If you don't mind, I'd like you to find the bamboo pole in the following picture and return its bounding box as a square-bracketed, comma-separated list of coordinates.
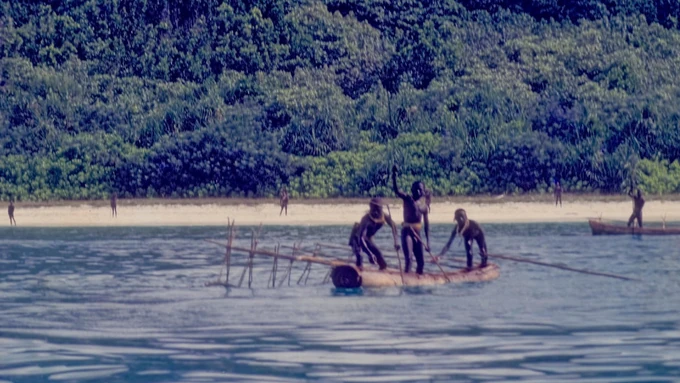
[278, 244, 297, 288]
[406, 226, 451, 282]
[272, 245, 279, 288]
[268, 244, 280, 288]
[225, 219, 235, 285]
[217, 218, 228, 283]
[204, 241, 347, 267]
[487, 253, 640, 281]
[248, 224, 263, 288]
[385, 204, 405, 285]
[298, 244, 318, 285]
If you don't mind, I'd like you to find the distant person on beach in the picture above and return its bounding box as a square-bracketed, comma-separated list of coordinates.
[627, 188, 645, 228]
[392, 165, 429, 275]
[348, 198, 400, 270]
[8, 200, 16, 226]
[110, 193, 117, 217]
[554, 181, 562, 207]
[438, 208, 488, 270]
[279, 187, 289, 216]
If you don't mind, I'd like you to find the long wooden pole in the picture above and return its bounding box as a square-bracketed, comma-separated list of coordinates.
[407, 226, 451, 282]
[487, 253, 640, 281]
[225, 219, 235, 285]
[315, 242, 467, 267]
[385, 204, 405, 285]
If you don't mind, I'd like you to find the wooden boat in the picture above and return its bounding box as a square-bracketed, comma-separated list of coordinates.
[204, 221, 640, 289]
[588, 219, 680, 236]
[330, 263, 500, 288]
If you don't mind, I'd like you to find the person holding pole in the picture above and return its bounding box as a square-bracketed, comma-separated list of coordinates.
[438, 208, 488, 270]
[348, 198, 400, 270]
[391, 165, 430, 275]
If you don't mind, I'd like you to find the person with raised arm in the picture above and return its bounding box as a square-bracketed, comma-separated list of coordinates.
[627, 188, 645, 228]
[391, 165, 429, 275]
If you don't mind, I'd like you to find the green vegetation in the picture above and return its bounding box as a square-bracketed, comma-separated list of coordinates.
[2, 0, 680, 200]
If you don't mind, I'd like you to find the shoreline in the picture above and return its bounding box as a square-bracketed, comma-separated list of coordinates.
[7, 193, 680, 208]
[4, 196, 680, 227]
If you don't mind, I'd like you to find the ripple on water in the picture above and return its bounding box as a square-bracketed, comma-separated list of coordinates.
[1, 224, 679, 382]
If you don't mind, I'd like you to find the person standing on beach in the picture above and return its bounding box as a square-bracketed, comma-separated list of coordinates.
[627, 188, 645, 228]
[110, 193, 117, 218]
[554, 181, 562, 207]
[438, 208, 488, 270]
[8, 200, 16, 226]
[279, 187, 289, 216]
[392, 165, 429, 275]
[348, 198, 400, 270]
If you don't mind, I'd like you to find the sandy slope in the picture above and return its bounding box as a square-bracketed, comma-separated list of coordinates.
[5, 199, 680, 227]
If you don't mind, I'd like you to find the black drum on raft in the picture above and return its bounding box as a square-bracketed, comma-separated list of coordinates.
[330, 263, 501, 288]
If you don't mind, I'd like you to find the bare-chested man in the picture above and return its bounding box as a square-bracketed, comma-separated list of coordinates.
[348, 198, 400, 270]
[110, 193, 117, 217]
[8, 200, 16, 226]
[627, 188, 645, 228]
[438, 208, 488, 270]
[279, 187, 289, 216]
[391, 165, 429, 274]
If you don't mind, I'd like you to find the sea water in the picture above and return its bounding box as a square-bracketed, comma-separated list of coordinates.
[1, 224, 679, 382]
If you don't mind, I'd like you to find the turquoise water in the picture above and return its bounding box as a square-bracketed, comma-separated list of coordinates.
[1, 224, 679, 382]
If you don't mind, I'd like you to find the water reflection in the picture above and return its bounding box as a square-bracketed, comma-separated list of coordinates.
[0, 224, 679, 382]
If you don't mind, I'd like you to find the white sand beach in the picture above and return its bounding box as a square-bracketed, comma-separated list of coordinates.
[5, 197, 680, 227]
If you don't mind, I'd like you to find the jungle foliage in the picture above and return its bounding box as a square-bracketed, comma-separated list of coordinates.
[2, 0, 680, 200]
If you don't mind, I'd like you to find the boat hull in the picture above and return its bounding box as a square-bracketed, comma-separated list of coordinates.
[588, 219, 680, 236]
[330, 263, 500, 288]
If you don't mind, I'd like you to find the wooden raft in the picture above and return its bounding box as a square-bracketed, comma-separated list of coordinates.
[330, 263, 500, 288]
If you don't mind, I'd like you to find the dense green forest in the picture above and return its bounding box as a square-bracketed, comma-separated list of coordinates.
[2, 0, 680, 200]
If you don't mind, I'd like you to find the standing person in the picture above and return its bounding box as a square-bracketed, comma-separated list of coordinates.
[279, 187, 289, 216]
[110, 193, 117, 218]
[8, 200, 16, 226]
[348, 198, 400, 270]
[438, 208, 488, 270]
[554, 181, 562, 207]
[627, 188, 645, 228]
[391, 165, 430, 275]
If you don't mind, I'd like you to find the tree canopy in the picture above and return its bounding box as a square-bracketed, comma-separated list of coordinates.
[2, 0, 680, 200]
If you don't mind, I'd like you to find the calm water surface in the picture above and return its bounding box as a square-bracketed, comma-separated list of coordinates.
[1, 223, 679, 382]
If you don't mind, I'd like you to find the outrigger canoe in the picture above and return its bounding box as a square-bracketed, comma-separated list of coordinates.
[588, 219, 680, 236]
[330, 263, 500, 288]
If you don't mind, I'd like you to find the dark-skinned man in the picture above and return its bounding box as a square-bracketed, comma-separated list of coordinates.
[438, 208, 488, 270]
[348, 198, 400, 270]
[110, 192, 117, 218]
[627, 188, 645, 228]
[279, 187, 289, 216]
[391, 165, 429, 275]
[8, 200, 16, 226]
